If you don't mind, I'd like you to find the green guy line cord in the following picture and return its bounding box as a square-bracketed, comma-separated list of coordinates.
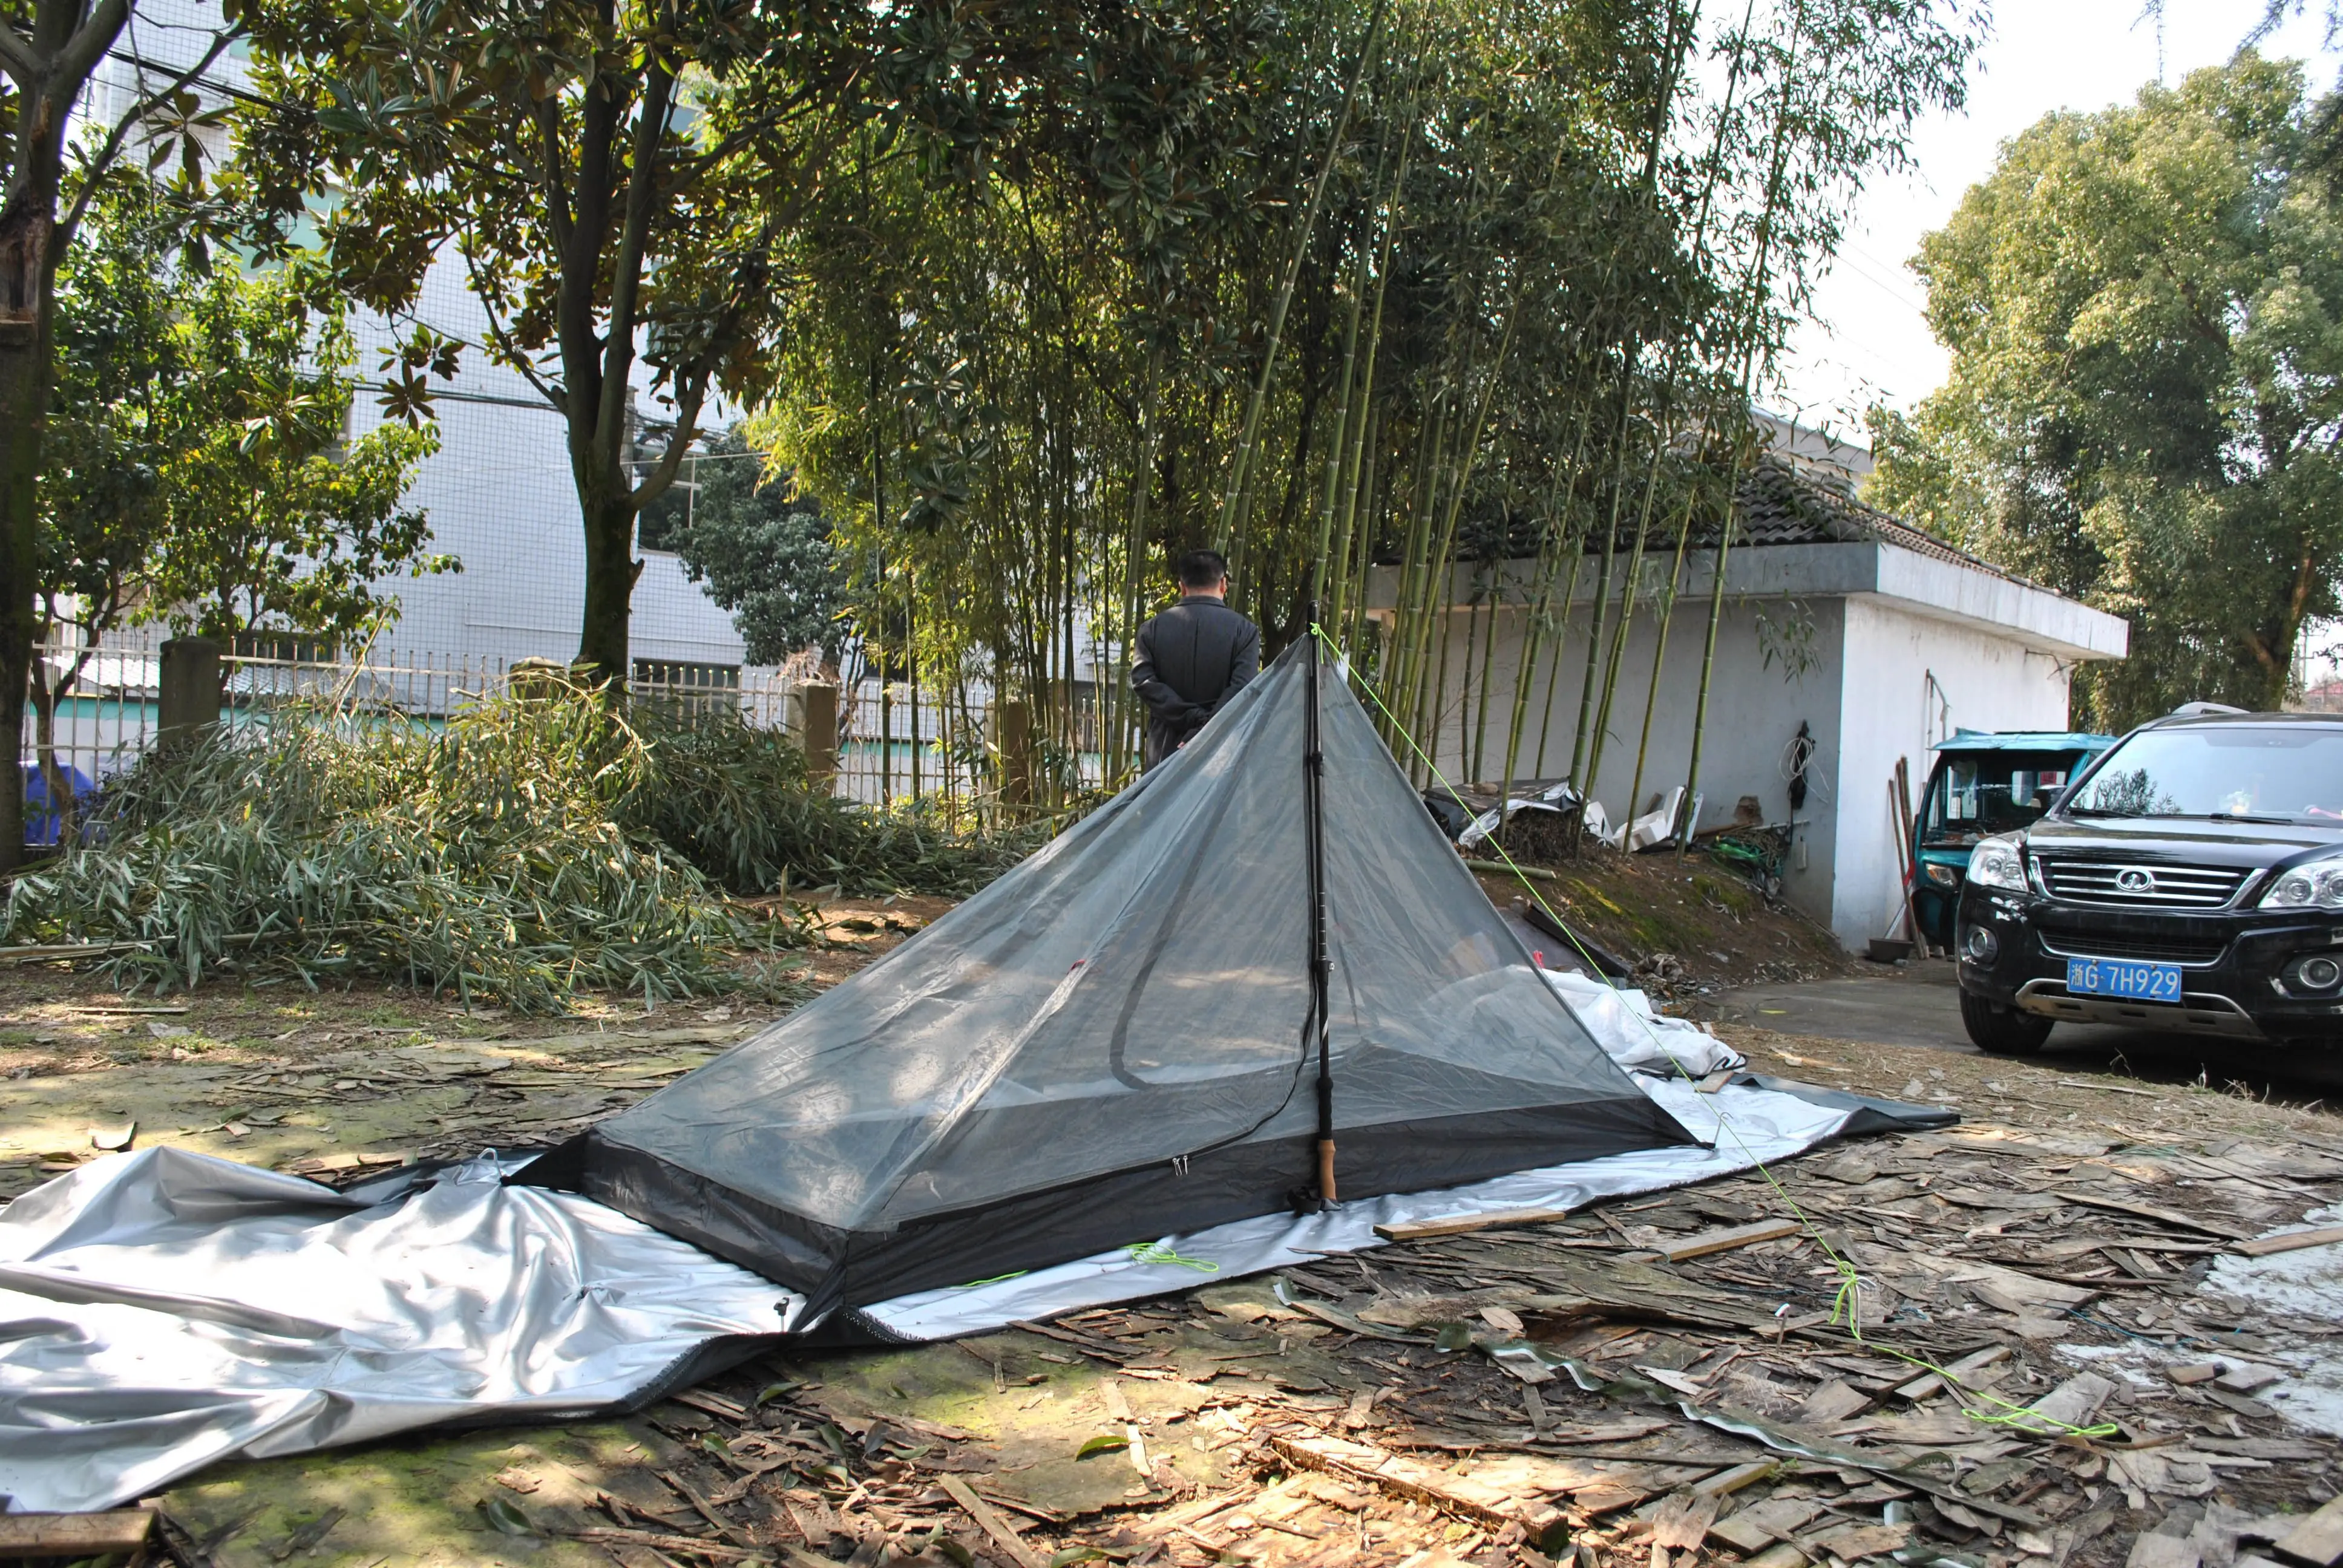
[1308, 623, 2117, 1440]
[1129, 1242, 1221, 1272]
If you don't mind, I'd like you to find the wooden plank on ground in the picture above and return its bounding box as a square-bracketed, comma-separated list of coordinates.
[1375, 1206, 1577, 1242]
[1009, 1319, 1132, 1361]
[1267, 1429, 1568, 1552]
[1892, 1345, 2012, 1403]
[1691, 1461, 1778, 1499]
[2238, 1227, 2343, 1258]
[566, 1527, 763, 1562]
[1652, 1492, 1723, 1550]
[940, 1474, 1045, 1568]
[0, 1511, 154, 1553]
[2275, 1496, 2343, 1567]
[1657, 1220, 1800, 1263]
[2053, 1191, 2252, 1241]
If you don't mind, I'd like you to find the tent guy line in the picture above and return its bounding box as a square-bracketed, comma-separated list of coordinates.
[1311, 620, 2110, 1439]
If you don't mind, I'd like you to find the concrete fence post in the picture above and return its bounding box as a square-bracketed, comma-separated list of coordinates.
[798, 682, 839, 788]
[506, 657, 570, 700]
[997, 697, 1033, 812]
[157, 638, 223, 751]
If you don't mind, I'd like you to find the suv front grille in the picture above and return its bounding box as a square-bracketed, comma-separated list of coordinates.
[2036, 857, 2249, 909]
[2037, 930, 2229, 967]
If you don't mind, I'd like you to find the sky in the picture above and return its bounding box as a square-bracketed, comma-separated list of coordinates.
[1773, 1, 2343, 448]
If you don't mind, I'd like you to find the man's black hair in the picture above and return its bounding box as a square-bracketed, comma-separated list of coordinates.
[1176, 549, 1230, 590]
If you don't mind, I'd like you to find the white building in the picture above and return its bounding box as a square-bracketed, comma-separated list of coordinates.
[338, 267, 756, 680]
[1369, 436, 2129, 951]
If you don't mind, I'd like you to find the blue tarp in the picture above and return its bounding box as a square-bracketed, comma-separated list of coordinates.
[21, 761, 97, 848]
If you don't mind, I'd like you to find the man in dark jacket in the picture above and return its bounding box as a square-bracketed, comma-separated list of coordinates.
[1131, 549, 1262, 769]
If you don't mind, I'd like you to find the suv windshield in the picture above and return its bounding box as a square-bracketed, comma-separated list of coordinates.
[1923, 751, 2091, 845]
[2063, 725, 2343, 824]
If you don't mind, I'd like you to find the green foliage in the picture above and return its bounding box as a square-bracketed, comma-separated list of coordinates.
[749, 0, 1982, 797]
[1867, 54, 2343, 723]
[5, 678, 759, 1010]
[4, 676, 1033, 1010]
[641, 708, 1043, 898]
[226, 0, 1116, 677]
[39, 186, 451, 650]
[145, 265, 448, 642]
[640, 425, 850, 664]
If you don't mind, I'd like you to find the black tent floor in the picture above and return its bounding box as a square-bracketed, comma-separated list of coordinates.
[804, 1073, 1951, 1345]
[522, 1089, 1688, 1313]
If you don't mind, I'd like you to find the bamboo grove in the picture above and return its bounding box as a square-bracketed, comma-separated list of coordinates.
[748, 0, 1982, 825]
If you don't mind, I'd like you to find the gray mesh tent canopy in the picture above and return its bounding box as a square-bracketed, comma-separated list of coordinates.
[520, 642, 1693, 1318]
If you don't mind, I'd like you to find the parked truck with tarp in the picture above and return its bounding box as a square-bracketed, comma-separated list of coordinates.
[1911, 729, 2118, 950]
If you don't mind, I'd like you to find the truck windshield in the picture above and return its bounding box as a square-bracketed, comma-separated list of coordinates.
[1923, 751, 2091, 846]
[2062, 726, 2343, 824]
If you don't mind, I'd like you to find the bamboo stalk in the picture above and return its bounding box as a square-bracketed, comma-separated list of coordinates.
[1216, 0, 1390, 554]
[1680, 0, 1813, 850]
[1583, 379, 1681, 802]
[1327, 103, 1414, 638]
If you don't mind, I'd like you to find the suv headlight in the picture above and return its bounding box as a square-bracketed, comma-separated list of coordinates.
[1966, 835, 2028, 893]
[2261, 857, 2343, 910]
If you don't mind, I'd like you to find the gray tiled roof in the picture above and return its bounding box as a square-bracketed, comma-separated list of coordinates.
[1733, 457, 2010, 579]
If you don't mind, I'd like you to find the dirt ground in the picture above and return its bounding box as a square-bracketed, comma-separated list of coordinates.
[11, 886, 2343, 1568]
[1469, 844, 1866, 999]
[0, 895, 946, 1201]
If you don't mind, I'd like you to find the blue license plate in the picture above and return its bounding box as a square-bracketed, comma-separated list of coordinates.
[2065, 956, 2183, 1004]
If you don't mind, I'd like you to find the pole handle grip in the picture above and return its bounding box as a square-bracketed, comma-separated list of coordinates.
[1317, 1137, 1338, 1204]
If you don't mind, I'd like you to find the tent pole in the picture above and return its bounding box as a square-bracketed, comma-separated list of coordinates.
[1305, 602, 1336, 1207]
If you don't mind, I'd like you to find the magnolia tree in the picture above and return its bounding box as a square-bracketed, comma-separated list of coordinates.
[229, 0, 1108, 688]
[34, 187, 447, 834]
[2, 0, 236, 867]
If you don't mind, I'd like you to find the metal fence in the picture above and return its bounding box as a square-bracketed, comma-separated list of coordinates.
[18, 639, 1100, 827]
[23, 641, 516, 800]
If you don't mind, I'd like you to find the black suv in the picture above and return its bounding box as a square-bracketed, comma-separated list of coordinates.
[1955, 706, 2343, 1054]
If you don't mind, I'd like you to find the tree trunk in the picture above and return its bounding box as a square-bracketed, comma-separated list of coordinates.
[0, 349, 40, 874]
[29, 652, 71, 848]
[0, 247, 59, 877]
[576, 488, 637, 686]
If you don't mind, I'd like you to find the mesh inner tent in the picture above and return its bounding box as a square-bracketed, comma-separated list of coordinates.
[520, 645, 1692, 1310]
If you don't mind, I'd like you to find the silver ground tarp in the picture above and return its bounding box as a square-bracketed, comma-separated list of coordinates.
[0, 1148, 799, 1513]
[0, 1070, 1902, 1514]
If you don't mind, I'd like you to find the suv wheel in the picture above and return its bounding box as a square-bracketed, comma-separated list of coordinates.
[1960, 990, 2053, 1054]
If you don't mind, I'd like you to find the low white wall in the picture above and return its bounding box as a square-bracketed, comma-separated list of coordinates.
[1369, 590, 1847, 930]
[1363, 536, 2117, 951]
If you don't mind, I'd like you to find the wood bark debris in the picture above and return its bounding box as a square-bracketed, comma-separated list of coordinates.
[75, 989, 2343, 1568]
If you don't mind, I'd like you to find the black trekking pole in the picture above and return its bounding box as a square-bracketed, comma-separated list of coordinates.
[1304, 604, 1336, 1207]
